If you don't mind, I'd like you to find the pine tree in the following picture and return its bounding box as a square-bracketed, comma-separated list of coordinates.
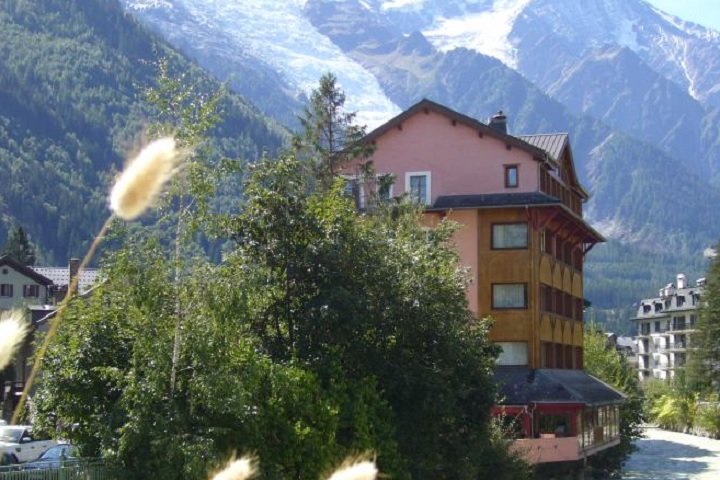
[295, 73, 373, 190]
[688, 247, 720, 392]
[2, 226, 36, 265]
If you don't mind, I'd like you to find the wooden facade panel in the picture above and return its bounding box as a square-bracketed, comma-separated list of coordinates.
[572, 274, 583, 298]
[539, 256, 553, 284]
[490, 312, 530, 342]
[572, 321, 584, 345]
[538, 315, 553, 341]
[563, 269, 573, 292]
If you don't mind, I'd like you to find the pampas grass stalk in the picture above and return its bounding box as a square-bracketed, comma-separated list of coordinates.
[110, 137, 179, 220]
[0, 310, 29, 370]
[326, 459, 378, 480]
[211, 457, 256, 480]
[12, 137, 179, 424]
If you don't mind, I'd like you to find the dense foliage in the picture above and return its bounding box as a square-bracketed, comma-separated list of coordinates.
[34, 151, 510, 479]
[583, 325, 644, 469]
[0, 0, 286, 262]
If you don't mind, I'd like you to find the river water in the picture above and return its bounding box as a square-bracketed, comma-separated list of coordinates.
[621, 427, 720, 479]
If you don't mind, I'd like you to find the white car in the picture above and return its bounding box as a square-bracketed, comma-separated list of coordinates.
[0, 426, 56, 462]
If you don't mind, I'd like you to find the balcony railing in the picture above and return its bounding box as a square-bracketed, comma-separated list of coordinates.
[667, 325, 696, 333]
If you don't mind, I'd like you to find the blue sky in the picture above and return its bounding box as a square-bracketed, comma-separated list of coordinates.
[646, 0, 720, 30]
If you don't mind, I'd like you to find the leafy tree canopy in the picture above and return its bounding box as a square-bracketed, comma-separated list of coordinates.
[583, 325, 644, 469]
[36, 153, 504, 479]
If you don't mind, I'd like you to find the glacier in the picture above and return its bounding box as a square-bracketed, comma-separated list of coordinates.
[124, 0, 401, 128]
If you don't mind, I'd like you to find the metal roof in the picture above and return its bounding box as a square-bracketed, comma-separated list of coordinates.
[30, 267, 99, 294]
[494, 367, 626, 406]
[518, 133, 568, 164]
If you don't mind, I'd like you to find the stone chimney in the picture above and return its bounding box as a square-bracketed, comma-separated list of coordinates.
[69, 258, 80, 285]
[489, 110, 507, 134]
[677, 273, 687, 289]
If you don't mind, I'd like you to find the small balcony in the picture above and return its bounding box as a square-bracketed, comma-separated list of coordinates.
[667, 325, 695, 334]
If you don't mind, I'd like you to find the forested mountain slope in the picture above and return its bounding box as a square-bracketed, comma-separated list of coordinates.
[0, 0, 286, 262]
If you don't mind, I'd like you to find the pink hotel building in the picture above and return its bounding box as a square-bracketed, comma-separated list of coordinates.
[345, 99, 625, 465]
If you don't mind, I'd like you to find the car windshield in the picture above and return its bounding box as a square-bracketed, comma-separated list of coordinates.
[39, 447, 63, 460]
[0, 427, 23, 443]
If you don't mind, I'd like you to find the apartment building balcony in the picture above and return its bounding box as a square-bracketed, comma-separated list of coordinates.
[667, 325, 695, 334]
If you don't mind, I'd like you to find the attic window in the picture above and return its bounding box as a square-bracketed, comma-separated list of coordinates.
[505, 165, 518, 188]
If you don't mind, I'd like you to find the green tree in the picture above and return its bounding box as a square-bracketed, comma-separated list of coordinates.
[295, 73, 373, 190]
[225, 155, 502, 479]
[688, 246, 720, 391]
[36, 153, 508, 480]
[2, 226, 36, 265]
[584, 325, 644, 468]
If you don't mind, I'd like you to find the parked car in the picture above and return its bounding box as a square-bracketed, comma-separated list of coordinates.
[22, 444, 79, 470]
[1, 451, 19, 466]
[0, 426, 56, 462]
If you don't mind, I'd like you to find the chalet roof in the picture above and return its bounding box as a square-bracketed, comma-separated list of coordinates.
[363, 98, 551, 163]
[31, 267, 99, 294]
[518, 133, 567, 164]
[0, 255, 53, 286]
[494, 367, 625, 407]
[428, 192, 561, 210]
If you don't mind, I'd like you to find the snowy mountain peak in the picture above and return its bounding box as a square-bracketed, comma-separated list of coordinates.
[124, 0, 172, 11]
[423, 0, 531, 68]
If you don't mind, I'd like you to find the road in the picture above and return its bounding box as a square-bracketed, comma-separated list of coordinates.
[622, 427, 720, 479]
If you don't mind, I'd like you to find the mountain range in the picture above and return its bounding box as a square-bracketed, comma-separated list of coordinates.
[0, 0, 286, 262]
[1, 0, 718, 332]
[119, 0, 720, 329]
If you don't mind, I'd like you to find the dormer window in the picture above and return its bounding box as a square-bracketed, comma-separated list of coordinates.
[505, 165, 518, 188]
[405, 171, 431, 204]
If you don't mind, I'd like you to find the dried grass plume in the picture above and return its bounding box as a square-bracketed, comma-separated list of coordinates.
[0, 310, 29, 370]
[110, 137, 179, 220]
[211, 457, 256, 480]
[326, 460, 378, 480]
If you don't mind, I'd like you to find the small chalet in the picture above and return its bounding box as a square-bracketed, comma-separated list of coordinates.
[0, 256, 99, 421]
[343, 99, 624, 465]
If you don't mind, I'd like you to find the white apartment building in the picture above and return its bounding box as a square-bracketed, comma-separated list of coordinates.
[633, 274, 703, 382]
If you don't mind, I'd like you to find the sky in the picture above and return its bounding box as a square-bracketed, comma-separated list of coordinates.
[646, 0, 720, 31]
